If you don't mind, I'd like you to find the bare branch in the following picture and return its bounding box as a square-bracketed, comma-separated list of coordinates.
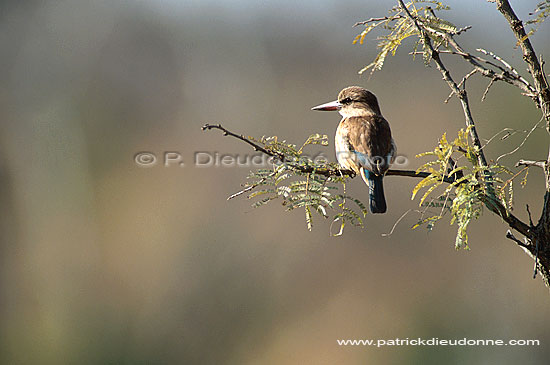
[354, 15, 403, 27]
[397, 0, 533, 241]
[496, 0, 550, 129]
[506, 230, 530, 249]
[386, 169, 457, 184]
[412, 48, 537, 98]
[409, 21, 537, 98]
[202, 124, 460, 184]
[480, 125, 542, 151]
[501, 165, 529, 190]
[445, 70, 477, 103]
[202, 123, 354, 178]
[496, 118, 543, 163]
[202, 123, 285, 161]
[481, 77, 497, 102]
[436, 39, 536, 97]
[397, 0, 492, 185]
[455, 25, 472, 35]
[381, 209, 413, 237]
[516, 159, 547, 169]
[476, 48, 529, 84]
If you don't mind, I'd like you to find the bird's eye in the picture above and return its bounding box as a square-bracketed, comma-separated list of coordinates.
[340, 97, 352, 104]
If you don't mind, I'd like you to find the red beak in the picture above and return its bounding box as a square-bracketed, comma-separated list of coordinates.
[311, 100, 342, 111]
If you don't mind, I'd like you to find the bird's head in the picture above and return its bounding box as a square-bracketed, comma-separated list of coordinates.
[311, 86, 381, 117]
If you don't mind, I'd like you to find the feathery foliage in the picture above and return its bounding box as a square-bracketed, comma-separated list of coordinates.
[207, 0, 550, 288]
[236, 134, 368, 235]
[353, 1, 456, 74]
[352, 0, 527, 248]
[527, 1, 550, 25]
[212, 0, 540, 248]
[522, 1, 550, 40]
[411, 128, 517, 249]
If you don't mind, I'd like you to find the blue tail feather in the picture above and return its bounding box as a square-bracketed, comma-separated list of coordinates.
[361, 169, 387, 214]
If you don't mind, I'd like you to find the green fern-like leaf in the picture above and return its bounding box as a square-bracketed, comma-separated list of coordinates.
[232, 133, 368, 234]
[355, 1, 458, 74]
[411, 128, 502, 248]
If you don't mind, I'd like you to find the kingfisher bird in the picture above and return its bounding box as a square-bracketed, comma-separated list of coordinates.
[312, 86, 396, 214]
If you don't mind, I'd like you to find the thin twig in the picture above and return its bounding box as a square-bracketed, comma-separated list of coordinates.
[227, 172, 275, 200]
[445, 70, 477, 103]
[353, 15, 403, 27]
[409, 39, 536, 97]
[202, 123, 354, 178]
[398, 0, 532, 239]
[203, 123, 461, 183]
[481, 126, 543, 151]
[476, 48, 525, 81]
[382, 209, 413, 237]
[496, 0, 550, 129]
[496, 118, 543, 163]
[506, 230, 530, 248]
[386, 169, 458, 184]
[516, 159, 546, 169]
[481, 77, 497, 102]
[501, 165, 529, 190]
[397, 1, 492, 182]
[202, 124, 285, 161]
[455, 25, 472, 35]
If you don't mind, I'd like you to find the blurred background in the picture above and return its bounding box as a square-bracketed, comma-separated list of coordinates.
[1, 0, 549, 363]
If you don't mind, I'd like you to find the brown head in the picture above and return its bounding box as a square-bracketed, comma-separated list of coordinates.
[312, 86, 382, 117]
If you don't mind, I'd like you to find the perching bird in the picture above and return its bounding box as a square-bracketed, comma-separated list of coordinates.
[312, 86, 396, 214]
